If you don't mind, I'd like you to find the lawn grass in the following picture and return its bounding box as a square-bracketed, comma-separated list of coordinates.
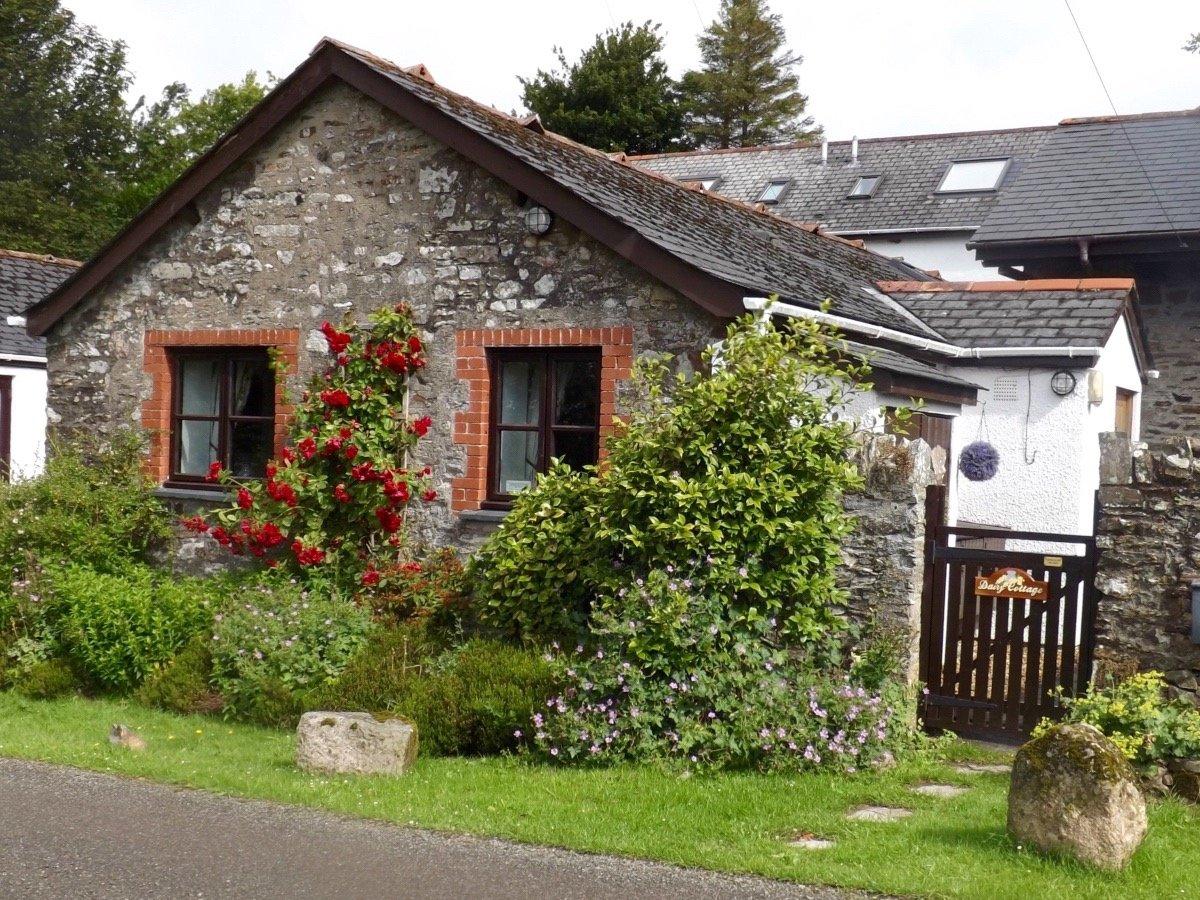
[0, 693, 1196, 899]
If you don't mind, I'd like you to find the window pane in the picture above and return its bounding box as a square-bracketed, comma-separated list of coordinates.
[499, 359, 542, 425]
[850, 176, 879, 197]
[551, 429, 597, 470]
[498, 430, 538, 494]
[230, 358, 274, 417]
[554, 358, 600, 426]
[178, 420, 219, 475]
[179, 358, 222, 416]
[758, 180, 787, 203]
[229, 421, 273, 478]
[939, 159, 1007, 192]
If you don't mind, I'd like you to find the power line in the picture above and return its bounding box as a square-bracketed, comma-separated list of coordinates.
[1061, 0, 1188, 250]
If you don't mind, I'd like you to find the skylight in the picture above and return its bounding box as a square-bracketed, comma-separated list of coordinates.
[680, 176, 721, 191]
[757, 179, 790, 204]
[848, 175, 881, 198]
[937, 158, 1009, 193]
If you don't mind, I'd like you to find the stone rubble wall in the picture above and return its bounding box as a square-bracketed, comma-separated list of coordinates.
[1095, 433, 1200, 705]
[839, 434, 945, 682]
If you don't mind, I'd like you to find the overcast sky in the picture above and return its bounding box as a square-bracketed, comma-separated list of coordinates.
[64, 0, 1199, 141]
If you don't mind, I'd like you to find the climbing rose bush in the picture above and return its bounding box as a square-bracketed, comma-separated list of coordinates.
[186, 303, 436, 588]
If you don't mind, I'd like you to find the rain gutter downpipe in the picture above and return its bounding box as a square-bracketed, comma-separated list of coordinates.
[743, 296, 1104, 361]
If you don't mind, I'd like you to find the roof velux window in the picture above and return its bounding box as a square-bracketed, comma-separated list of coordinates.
[936, 158, 1010, 193]
[848, 175, 881, 198]
[680, 176, 721, 191]
[756, 179, 790, 204]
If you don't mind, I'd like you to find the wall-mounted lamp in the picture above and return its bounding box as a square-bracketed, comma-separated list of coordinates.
[1050, 370, 1077, 397]
[1191, 580, 1200, 644]
[524, 205, 554, 236]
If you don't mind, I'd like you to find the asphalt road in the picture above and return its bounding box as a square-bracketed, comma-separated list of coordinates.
[0, 758, 861, 900]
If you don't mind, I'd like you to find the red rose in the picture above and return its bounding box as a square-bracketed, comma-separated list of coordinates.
[401, 561, 422, 574]
[333, 483, 351, 503]
[343, 444, 359, 461]
[237, 488, 253, 510]
[181, 515, 209, 534]
[259, 522, 284, 548]
[422, 488, 437, 502]
[351, 461, 375, 482]
[407, 335, 422, 355]
[361, 568, 381, 587]
[297, 436, 317, 460]
[279, 447, 295, 465]
[206, 461, 223, 482]
[374, 506, 402, 533]
[320, 321, 352, 354]
[410, 415, 432, 437]
[320, 388, 351, 408]
[211, 526, 231, 547]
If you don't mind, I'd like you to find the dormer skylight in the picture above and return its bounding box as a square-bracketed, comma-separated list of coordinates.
[848, 175, 881, 198]
[757, 179, 790, 204]
[936, 158, 1010, 193]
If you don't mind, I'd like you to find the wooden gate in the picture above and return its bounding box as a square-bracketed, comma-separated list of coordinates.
[919, 486, 1099, 741]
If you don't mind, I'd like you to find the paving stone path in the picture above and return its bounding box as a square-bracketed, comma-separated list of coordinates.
[911, 783, 970, 798]
[845, 805, 912, 822]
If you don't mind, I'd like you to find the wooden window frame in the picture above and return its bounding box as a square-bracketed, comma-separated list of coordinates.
[484, 347, 601, 508]
[166, 347, 275, 489]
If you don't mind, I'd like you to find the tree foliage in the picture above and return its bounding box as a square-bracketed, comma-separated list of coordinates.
[1187, 32, 1199, 54]
[680, 0, 817, 149]
[520, 21, 689, 155]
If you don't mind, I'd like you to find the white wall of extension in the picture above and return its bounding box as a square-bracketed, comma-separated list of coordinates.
[2, 365, 47, 479]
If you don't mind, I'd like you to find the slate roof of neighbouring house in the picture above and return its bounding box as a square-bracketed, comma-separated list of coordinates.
[0, 249, 78, 359]
[840, 339, 979, 389]
[970, 108, 1200, 245]
[877, 279, 1137, 349]
[632, 127, 1053, 234]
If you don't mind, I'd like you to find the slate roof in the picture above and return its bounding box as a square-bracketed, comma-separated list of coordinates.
[841, 339, 980, 389]
[0, 250, 77, 358]
[877, 279, 1134, 348]
[633, 127, 1052, 234]
[971, 109, 1200, 245]
[331, 42, 939, 338]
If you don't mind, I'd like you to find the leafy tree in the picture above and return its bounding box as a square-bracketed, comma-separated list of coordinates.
[520, 21, 689, 154]
[1187, 33, 1199, 53]
[0, 0, 133, 257]
[110, 72, 271, 223]
[680, 0, 818, 149]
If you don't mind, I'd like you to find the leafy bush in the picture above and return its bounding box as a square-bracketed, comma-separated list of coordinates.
[38, 563, 216, 691]
[368, 548, 472, 630]
[1034, 671, 1200, 770]
[0, 431, 171, 579]
[314, 627, 555, 756]
[210, 576, 373, 718]
[528, 567, 910, 772]
[473, 314, 865, 652]
[134, 636, 221, 715]
[13, 658, 83, 699]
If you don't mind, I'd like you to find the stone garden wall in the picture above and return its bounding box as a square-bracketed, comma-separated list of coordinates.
[1095, 434, 1200, 706]
[839, 434, 945, 681]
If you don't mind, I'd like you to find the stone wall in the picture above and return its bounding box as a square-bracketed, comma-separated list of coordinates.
[839, 434, 945, 681]
[1126, 262, 1200, 440]
[1095, 434, 1200, 706]
[45, 81, 721, 550]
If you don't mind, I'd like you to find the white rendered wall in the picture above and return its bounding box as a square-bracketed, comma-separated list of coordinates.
[853, 231, 1003, 281]
[2, 365, 47, 479]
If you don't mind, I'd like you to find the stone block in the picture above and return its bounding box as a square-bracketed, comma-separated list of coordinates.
[296, 711, 418, 776]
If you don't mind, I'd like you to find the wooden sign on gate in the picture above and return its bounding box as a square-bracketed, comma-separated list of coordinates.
[974, 566, 1049, 601]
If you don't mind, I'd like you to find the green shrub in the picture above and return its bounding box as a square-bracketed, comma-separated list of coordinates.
[312, 621, 445, 713]
[449, 640, 557, 754]
[1034, 671, 1200, 770]
[211, 575, 373, 719]
[13, 658, 82, 699]
[38, 563, 216, 691]
[135, 636, 221, 715]
[0, 431, 171, 579]
[472, 314, 864, 653]
[235, 673, 308, 729]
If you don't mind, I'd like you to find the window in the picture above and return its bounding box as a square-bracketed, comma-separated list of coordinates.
[169, 349, 275, 485]
[936, 158, 1009, 193]
[848, 175, 881, 198]
[756, 179, 790, 204]
[487, 349, 601, 504]
[680, 176, 721, 191]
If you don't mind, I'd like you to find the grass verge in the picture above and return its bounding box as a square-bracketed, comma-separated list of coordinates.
[0, 693, 1196, 899]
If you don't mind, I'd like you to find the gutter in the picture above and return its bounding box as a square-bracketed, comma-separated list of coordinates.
[743, 297, 1104, 361]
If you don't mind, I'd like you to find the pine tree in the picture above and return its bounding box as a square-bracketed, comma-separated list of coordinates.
[680, 0, 818, 149]
[520, 22, 689, 155]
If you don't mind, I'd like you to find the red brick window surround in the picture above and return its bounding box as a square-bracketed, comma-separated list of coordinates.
[142, 329, 299, 485]
[453, 327, 633, 512]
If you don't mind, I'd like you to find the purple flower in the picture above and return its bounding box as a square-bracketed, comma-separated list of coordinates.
[513, 729, 523, 739]
[549, 747, 559, 756]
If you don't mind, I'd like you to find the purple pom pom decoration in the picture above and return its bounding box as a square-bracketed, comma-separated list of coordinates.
[958, 441, 1000, 481]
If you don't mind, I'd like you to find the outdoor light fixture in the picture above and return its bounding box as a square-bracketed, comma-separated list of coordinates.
[1050, 370, 1078, 397]
[1192, 580, 1200, 645]
[524, 204, 553, 236]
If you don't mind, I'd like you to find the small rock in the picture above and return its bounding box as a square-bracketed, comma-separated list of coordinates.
[952, 762, 1011, 775]
[912, 783, 969, 798]
[870, 750, 896, 771]
[846, 805, 912, 822]
[108, 724, 146, 752]
[1008, 723, 1147, 870]
[789, 833, 835, 850]
[1168, 759, 1200, 803]
[296, 711, 418, 776]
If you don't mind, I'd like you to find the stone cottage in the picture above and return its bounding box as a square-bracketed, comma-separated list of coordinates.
[24, 38, 1147, 550]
